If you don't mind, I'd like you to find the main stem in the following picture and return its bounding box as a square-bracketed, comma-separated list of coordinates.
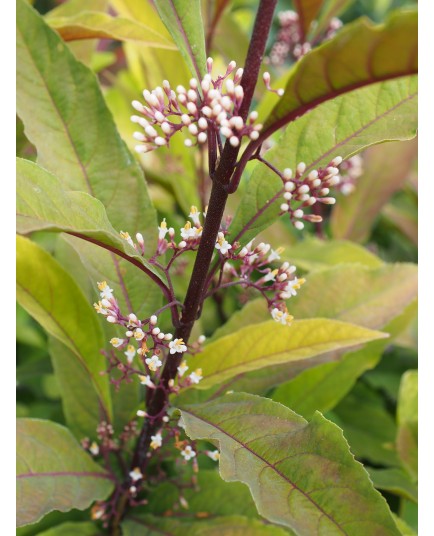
[111, 1, 277, 529]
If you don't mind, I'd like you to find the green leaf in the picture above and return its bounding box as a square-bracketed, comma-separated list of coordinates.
[396, 370, 418, 479]
[186, 318, 387, 390]
[154, 0, 206, 79]
[16, 158, 161, 282]
[228, 76, 418, 245]
[180, 393, 400, 535]
[16, 236, 112, 421]
[123, 515, 291, 536]
[367, 468, 418, 502]
[391, 514, 417, 536]
[38, 522, 100, 536]
[16, 0, 157, 238]
[49, 338, 102, 439]
[17, 419, 114, 527]
[330, 383, 399, 466]
[143, 470, 261, 519]
[331, 140, 417, 242]
[263, 11, 417, 131]
[48, 11, 176, 48]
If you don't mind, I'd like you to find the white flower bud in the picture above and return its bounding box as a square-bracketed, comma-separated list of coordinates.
[283, 168, 293, 179]
[198, 132, 207, 144]
[280, 203, 289, 211]
[283, 192, 292, 200]
[154, 111, 165, 122]
[198, 117, 208, 130]
[294, 221, 304, 230]
[161, 122, 172, 134]
[152, 327, 160, 335]
[132, 100, 144, 112]
[189, 78, 198, 89]
[284, 181, 295, 191]
[229, 136, 239, 147]
[188, 124, 198, 135]
[249, 130, 260, 140]
[150, 315, 158, 325]
[293, 209, 304, 218]
[331, 156, 343, 166]
[154, 137, 166, 146]
[133, 132, 146, 141]
[181, 114, 191, 125]
[187, 89, 197, 101]
[298, 184, 310, 194]
[297, 162, 306, 174]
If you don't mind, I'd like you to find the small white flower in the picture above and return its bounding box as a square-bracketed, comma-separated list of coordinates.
[146, 354, 162, 372]
[139, 374, 155, 388]
[271, 308, 294, 326]
[110, 338, 124, 348]
[134, 328, 145, 341]
[129, 467, 143, 482]
[188, 205, 200, 227]
[94, 301, 108, 315]
[189, 368, 203, 384]
[158, 219, 168, 240]
[215, 232, 232, 256]
[177, 361, 189, 377]
[120, 231, 135, 248]
[206, 450, 220, 461]
[283, 277, 305, 297]
[89, 441, 99, 456]
[169, 338, 187, 354]
[181, 445, 196, 461]
[97, 281, 114, 300]
[268, 248, 284, 263]
[124, 345, 136, 363]
[150, 432, 163, 449]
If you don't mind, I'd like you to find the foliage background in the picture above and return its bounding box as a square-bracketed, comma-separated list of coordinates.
[16, 0, 418, 534]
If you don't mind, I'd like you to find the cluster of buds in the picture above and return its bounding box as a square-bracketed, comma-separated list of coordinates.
[278, 156, 344, 229]
[216, 240, 305, 325]
[268, 10, 342, 65]
[335, 154, 364, 196]
[156, 206, 205, 256]
[131, 58, 282, 153]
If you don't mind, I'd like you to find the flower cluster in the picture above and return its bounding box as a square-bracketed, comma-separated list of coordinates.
[278, 156, 344, 229]
[93, 282, 205, 390]
[268, 10, 342, 65]
[212, 239, 305, 325]
[131, 58, 282, 153]
[335, 154, 364, 196]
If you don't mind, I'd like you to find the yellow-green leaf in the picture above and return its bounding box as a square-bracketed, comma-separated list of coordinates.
[48, 11, 176, 48]
[186, 318, 387, 390]
[16, 236, 112, 420]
